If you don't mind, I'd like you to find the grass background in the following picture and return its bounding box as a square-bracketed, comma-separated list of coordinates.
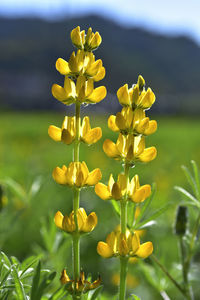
[0, 111, 200, 299]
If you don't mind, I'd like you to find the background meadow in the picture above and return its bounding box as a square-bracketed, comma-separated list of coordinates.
[0, 0, 200, 299]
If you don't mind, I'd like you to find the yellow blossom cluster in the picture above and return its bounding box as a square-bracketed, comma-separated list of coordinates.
[97, 229, 153, 259]
[54, 208, 97, 233]
[52, 26, 106, 106]
[48, 116, 102, 145]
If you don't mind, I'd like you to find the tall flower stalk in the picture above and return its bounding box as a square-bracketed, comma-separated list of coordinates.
[95, 76, 157, 299]
[48, 26, 106, 299]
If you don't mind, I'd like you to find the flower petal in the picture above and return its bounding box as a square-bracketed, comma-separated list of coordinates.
[139, 147, 157, 162]
[88, 86, 107, 103]
[108, 115, 119, 132]
[52, 166, 68, 185]
[97, 242, 113, 258]
[86, 168, 102, 186]
[103, 139, 120, 158]
[135, 242, 153, 258]
[82, 127, 102, 144]
[54, 211, 64, 229]
[48, 125, 62, 142]
[95, 183, 111, 200]
[117, 84, 130, 106]
[56, 58, 70, 75]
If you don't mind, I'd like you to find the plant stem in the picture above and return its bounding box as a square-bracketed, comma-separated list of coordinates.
[151, 255, 186, 297]
[119, 257, 128, 300]
[72, 103, 81, 288]
[119, 162, 129, 300]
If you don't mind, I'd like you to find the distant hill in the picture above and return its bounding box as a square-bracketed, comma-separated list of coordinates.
[0, 15, 200, 113]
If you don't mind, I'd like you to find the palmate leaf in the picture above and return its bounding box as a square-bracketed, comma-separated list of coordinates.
[36, 271, 56, 299]
[174, 186, 200, 208]
[20, 256, 39, 279]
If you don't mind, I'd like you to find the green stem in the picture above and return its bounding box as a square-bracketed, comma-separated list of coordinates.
[119, 162, 130, 300]
[72, 103, 81, 288]
[120, 201, 127, 234]
[74, 103, 81, 162]
[119, 257, 128, 300]
[151, 255, 186, 297]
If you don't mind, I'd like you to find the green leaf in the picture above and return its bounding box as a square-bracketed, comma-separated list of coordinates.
[1, 252, 11, 268]
[110, 200, 120, 217]
[135, 183, 156, 224]
[90, 285, 103, 300]
[181, 165, 197, 195]
[0, 178, 26, 201]
[20, 256, 39, 279]
[174, 186, 200, 207]
[36, 271, 56, 299]
[134, 205, 168, 230]
[31, 261, 41, 300]
[0, 268, 11, 287]
[129, 294, 141, 300]
[11, 265, 27, 300]
[191, 160, 200, 200]
[49, 286, 68, 300]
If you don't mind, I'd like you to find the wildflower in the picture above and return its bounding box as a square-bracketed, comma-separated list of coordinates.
[48, 116, 102, 145]
[97, 230, 153, 259]
[54, 208, 97, 233]
[71, 26, 102, 51]
[55, 50, 105, 81]
[60, 269, 101, 294]
[52, 75, 106, 105]
[117, 76, 156, 110]
[108, 107, 157, 136]
[52, 161, 102, 188]
[95, 174, 151, 203]
[103, 133, 157, 163]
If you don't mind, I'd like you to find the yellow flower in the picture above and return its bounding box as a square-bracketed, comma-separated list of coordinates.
[52, 75, 106, 105]
[95, 173, 151, 203]
[108, 107, 157, 136]
[52, 161, 102, 188]
[71, 26, 102, 51]
[60, 269, 101, 294]
[95, 173, 127, 201]
[55, 50, 105, 81]
[97, 230, 153, 259]
[54, 208, 97, 233]
[48, 116, 102, 145]
[103, 133, 157, 163]
[117, 76, 156, 110]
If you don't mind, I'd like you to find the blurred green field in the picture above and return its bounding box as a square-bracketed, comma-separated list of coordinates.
[0, 111, 200, 299]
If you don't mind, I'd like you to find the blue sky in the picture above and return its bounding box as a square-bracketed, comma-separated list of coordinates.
[1, 0, 200, 44]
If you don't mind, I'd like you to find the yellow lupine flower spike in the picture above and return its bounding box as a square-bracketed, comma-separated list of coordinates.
[55, 50, 105, 81]
[117, 75, 156, 110]
[52, 161, 102, 188]
[54, 208, 97, 233]
[108, 107, 157, 136]
[48, 116, 102, 145]
[103, 133, 157, 163]
[71, 26, 102, 51]
[52, 75, 107, 105]
[128, 175, 151, 203]
[97, 230, 153, 259]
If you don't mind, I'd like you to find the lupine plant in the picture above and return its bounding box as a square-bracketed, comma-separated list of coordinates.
[48, 26, 106, 299]
[95, 75, 157, 299]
